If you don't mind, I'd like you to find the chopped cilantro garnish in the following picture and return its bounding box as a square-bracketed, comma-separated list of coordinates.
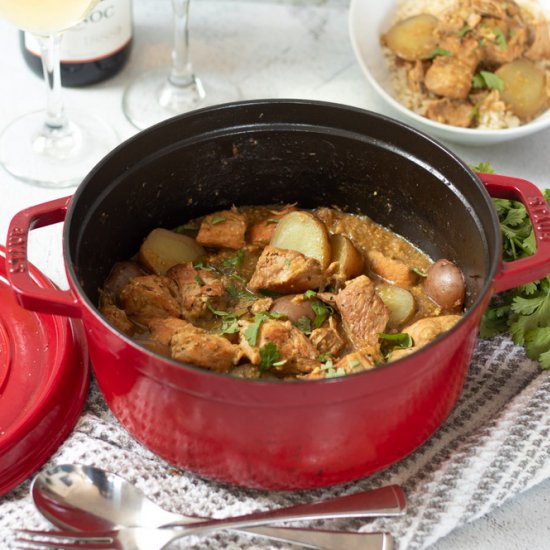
[494, 27, 507, 49]
[174, 222, 199, 233]
[194, 274, 205, 286]
[220, 315, 240, 335]
[458, 25, 471, 38]
[379, 332, 414, 349]
[311, 300, 333, 329]
[428, 47, 453, 58]
[223, 249, 245, 268]
[259, 342, 281, 371]
[193, 261, 217, 272]
[244, 313, 269, 346]
[226, 285, 256, 300]
[348, 359, 361, 369]
[210, 215, 226, 225]
[303, 290, 317, 299]
[411, 267, 428, 277]
[472, 71, 504, 92]
[295, 315, 313, 334]
[266, 219, 280, 224]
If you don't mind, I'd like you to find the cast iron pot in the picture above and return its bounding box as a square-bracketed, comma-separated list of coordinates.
[7, 100, 550, 490]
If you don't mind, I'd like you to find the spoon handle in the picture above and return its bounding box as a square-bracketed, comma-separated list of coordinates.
[164, 485, 405, 534]
[245, 527, 393, 550]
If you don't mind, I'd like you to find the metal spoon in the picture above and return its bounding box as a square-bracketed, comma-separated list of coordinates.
[31, 464, 405, 548]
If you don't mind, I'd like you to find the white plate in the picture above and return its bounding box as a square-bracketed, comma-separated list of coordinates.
[348, 0, 550, 146]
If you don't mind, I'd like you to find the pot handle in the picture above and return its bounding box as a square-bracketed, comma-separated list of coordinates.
[480, 172, 550, 293]
[6, 196, 82, 318]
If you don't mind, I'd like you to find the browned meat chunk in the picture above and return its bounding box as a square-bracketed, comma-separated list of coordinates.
[101, 303, 135, 335]
[239, 319, 318, 374]
[120, 275, 180, 326]
[150, 317, 242, 372]
[479, 20, 527, 65]
[309, 317, 345, 356]
[407, 60, 425, 94]
[367, 249, 417, 288]
[196, 209, 247, 250]
[426, 98, 474, 127]
[389, 314, 462, 361]
[470, 0, 507, 18]
[248, 246, 326, 293]
[438, 36, 481, 72]
[334, 275, 389, 348]
[248, 205, 296, 245]
[334, 348, 378, 372]
[424, 56, 474, 99]
[526, 22, 550, 61]
[167, 262, 226, 322]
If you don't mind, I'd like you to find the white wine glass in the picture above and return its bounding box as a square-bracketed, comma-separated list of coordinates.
[0, 0, 118, 188]
[122, 0, 240, 129]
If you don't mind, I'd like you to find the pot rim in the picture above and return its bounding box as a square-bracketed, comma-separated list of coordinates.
[64, 98, 502, 387]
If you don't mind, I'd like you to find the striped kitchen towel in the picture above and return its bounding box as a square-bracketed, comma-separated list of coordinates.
[1, 335, 549, 549]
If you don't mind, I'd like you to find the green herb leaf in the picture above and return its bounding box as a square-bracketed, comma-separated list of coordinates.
[244, 313, 268, 347]
[470, 162, 495, 174]
[223, 249, 245, 268]
[428, 47, 453, 58]
[210, 215, 226, 225]
[473, 71, 504, 92]
[379, 332, 414, 348]
[194, 274, 205, 286]
[303, 290, 317, 299]
[310, 300, 333, 329]
[174, 222, 199, 233]
[458, 25, 471, 38]
[493, 27, 508, 49]
[259, 342, 281, 371]
[411, 267, 428, 277]
[295, 315, 313, 334]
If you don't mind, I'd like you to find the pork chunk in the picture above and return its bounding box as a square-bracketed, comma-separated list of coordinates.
[239, 318, 318, 374]
[248, 246, 326, 293]
[248, 205, 296, 245]
[150, 317, 242, 372]
[309, 316, 345, 356]
[100, 303, 135, 335]
[526, 22, 550, 61]
[334, 275, 389, 348]
[196, 209, 246, 250]
[389, 314, 461, 361]
[424, 56, 473, 99]
[167, 262, 226, 322]
[120, 275, 180, 326]
[367, 249, 417, 288]
[426, 98, 474, 127]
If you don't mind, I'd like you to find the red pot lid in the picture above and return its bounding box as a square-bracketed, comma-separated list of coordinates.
[0, 246, 89, 496]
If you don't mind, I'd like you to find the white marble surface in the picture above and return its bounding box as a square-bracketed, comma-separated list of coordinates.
[0, 0, 549, 548]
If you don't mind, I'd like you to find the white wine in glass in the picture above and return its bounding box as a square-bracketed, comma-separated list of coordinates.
[123, 0, 240, 130]
[0, 0, 119, 188]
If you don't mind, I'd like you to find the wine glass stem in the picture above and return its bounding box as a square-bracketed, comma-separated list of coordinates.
[170, 0, 195, 87]
[36, 33, 69, 132]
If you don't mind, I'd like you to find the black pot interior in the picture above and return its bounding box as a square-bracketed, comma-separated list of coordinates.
[66, 100, 500, 311]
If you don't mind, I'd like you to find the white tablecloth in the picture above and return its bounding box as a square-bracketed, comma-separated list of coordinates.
[1, 1, 549, 548]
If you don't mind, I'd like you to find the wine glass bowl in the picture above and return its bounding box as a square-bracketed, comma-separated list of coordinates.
[0, 0, 118, 188]
[122, 0, 240, 129]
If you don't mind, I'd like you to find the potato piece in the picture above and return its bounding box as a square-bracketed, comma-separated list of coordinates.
[424, 259, 465, 311]
[496, 60, 548, 120]
[139, 228, 206, 275]
[330, 234, 364, 281]
[270, 295, 315, 324]
[383, 14, 439, 61]
[376, 284, 415, 328]
[270, 211, 331, 269]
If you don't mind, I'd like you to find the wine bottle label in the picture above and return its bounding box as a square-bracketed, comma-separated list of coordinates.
[24, 0, 132, 62]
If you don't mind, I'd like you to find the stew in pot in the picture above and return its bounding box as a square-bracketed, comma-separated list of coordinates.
[99, 205, 465, 380]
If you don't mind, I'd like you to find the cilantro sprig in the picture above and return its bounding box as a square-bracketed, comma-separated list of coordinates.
[476, 163, 550, 369]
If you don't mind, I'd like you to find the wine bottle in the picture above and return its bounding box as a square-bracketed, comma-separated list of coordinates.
[20, 0, 133, 87]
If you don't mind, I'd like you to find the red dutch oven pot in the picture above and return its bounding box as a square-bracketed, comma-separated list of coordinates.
[6, 100, 550, 490]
